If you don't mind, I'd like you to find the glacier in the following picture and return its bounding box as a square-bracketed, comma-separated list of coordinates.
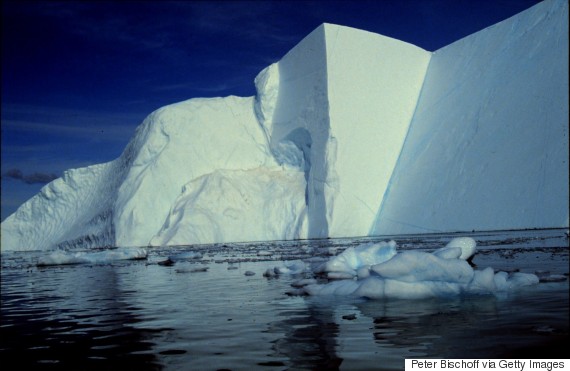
[1, 0, 568, 251]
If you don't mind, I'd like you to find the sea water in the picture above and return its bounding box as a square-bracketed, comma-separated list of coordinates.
[1, 229, 568, 370]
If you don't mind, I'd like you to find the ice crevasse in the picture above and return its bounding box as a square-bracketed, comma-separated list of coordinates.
[1, 0, 568, 251]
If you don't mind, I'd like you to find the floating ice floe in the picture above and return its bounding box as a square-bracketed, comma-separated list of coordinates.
[315, 241, 397, 278]
[158, 251, 204, 266]
[37, 248, 148, 266]
[287, 238, 540, 299]
[169, 251, 203, 261]
[263, 260, 307, 277]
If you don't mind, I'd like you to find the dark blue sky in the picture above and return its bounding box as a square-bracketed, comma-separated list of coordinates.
[1, 0, 542, 220]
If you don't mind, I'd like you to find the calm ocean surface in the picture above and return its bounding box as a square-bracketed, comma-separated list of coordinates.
[1, 229, 568, 370]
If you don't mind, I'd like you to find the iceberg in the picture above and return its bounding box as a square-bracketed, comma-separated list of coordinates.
[1, 0, 568, 251]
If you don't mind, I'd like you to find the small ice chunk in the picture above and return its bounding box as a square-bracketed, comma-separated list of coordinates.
[432, 246, 462, 260]
[370, 251, 474, 284]
[244, 271, 256, 276]
[353, 277, 385, 298]
[352, 277, 463, 300]
[327, 272, 356, 280]
[321, 241, 397, 276]
[269, 260, 307, 275]
[468, 267, 497, 293]
[445, 237, 477, 260]
[304, 280, 360, 296]
[505, 272, 539, 288]
[168, 251, 202, 261]
[538, 274, 567, 283]
[37, 248, 148, 266]
[493, 271, 509, 290]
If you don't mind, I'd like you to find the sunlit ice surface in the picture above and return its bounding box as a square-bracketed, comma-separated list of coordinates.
[1, 229, 568, 370]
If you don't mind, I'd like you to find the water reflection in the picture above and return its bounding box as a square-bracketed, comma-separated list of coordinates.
[267, 307, 342, 370]
[355, 297, 500, 355]
[1, 229, 568, 370]
[0, 264, 164, 370]
[262, 286, 568, 370]
[353, 290, 568, 359]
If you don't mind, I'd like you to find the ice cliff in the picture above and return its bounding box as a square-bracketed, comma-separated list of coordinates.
[1, 0, 568, 251]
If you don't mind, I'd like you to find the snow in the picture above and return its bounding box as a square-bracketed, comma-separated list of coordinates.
[1, 0, 567, 252]
[300, 238, 540, 299]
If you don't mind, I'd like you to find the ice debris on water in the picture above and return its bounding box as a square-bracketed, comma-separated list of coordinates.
[264, 260, 307, 278]
[282, 237, 541, 300]
[535, 270, 568, 283]
[169, 251, 203, 261]
[37, 248, 148, 266]
[158, 251, 203, 266]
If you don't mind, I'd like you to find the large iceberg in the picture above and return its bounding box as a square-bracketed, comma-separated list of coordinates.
[1, 0, 568, 251]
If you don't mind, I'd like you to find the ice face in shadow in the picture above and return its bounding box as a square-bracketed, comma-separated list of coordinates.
[300, 237, 539, 300]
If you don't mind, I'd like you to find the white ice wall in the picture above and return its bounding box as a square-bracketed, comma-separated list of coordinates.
[0, 160, 124, 251]
[372, 0, 569, 234]
[114, 96, 275, 247]
[259, 24, 431, 239]
[323, 24, 431, 237]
